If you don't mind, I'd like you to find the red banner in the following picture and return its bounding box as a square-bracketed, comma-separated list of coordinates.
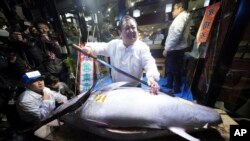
[196, 2, 221, 45]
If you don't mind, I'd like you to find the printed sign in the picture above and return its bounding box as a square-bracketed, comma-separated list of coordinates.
[196, 2, 221, 45]
[79, 45, 94, 93]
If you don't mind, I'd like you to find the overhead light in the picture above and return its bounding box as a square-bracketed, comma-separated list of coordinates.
[65, 13, 74, 18]
[204, 0, 210, 7]
[84, 16, 92, 21]
[133, 9, 140, 17]
[66, 18, 71, 22]
[116, 21, 120, 26]
[94, 13, 98, 23]
[165, 3, 172, 13]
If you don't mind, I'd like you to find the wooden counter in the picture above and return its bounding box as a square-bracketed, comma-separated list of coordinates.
[149, 44, 164, 50]
[149, 44, 165, 77]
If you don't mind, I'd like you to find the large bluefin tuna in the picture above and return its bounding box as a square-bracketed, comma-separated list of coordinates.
[60, 82, 222, 141]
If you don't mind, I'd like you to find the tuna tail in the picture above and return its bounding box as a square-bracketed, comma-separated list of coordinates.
[169, 127, 200, 141]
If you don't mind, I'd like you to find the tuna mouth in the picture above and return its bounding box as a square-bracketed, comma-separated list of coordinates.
[85, 119, 163, 134]
[105, 127, 162, 134]
[105, 128, 147, 134]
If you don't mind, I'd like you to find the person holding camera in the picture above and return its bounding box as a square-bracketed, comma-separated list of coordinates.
[36, 22, 65, 80]
[8, 22, 37, 80]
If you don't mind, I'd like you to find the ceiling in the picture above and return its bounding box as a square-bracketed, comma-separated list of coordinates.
[55, 0, 207, 34]
[56, 0, 207, 19]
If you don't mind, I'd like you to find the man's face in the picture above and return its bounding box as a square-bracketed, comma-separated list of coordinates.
[37, 24, 49, 34]
[30, 27, 39, 35]
[27, 79, 45, 93]
[172, 5, 182, 19]
[120, 19, 138, 46]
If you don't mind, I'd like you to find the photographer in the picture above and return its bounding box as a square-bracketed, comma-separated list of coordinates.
[8, 24, 34, 80]
[11, 21, 38, 47]
[8, 22, 47, 81]
[36, 22, 65, 81]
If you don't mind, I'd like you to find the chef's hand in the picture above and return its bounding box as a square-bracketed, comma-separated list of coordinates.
[147, 77, 160, 94]
[72, 44, 93, 56]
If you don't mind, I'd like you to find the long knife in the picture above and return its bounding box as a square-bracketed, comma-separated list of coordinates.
[71, 44, 170, 96]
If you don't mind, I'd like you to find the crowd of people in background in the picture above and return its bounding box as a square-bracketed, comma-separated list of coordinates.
[0, 19, 76, 140]
[0, 17, 127, 134]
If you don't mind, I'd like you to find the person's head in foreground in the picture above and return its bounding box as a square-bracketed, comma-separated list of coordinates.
[22, 70, 45, 93]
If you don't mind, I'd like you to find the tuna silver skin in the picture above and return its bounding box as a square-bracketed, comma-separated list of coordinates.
[61, 82, 222, 141]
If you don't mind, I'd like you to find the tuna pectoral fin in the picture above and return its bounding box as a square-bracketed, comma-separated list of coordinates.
[169, 127, 200, 141]
[85, 118, 109, 126]
[99, 82, 128, 92]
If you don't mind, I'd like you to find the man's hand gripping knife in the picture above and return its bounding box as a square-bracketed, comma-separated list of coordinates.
[147, 77, 160, 95]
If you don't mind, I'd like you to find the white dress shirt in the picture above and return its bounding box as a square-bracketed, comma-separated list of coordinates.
[17, 87, 67, 123]
[86, 39, 160, 86]
[165, 11, 190, 51]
